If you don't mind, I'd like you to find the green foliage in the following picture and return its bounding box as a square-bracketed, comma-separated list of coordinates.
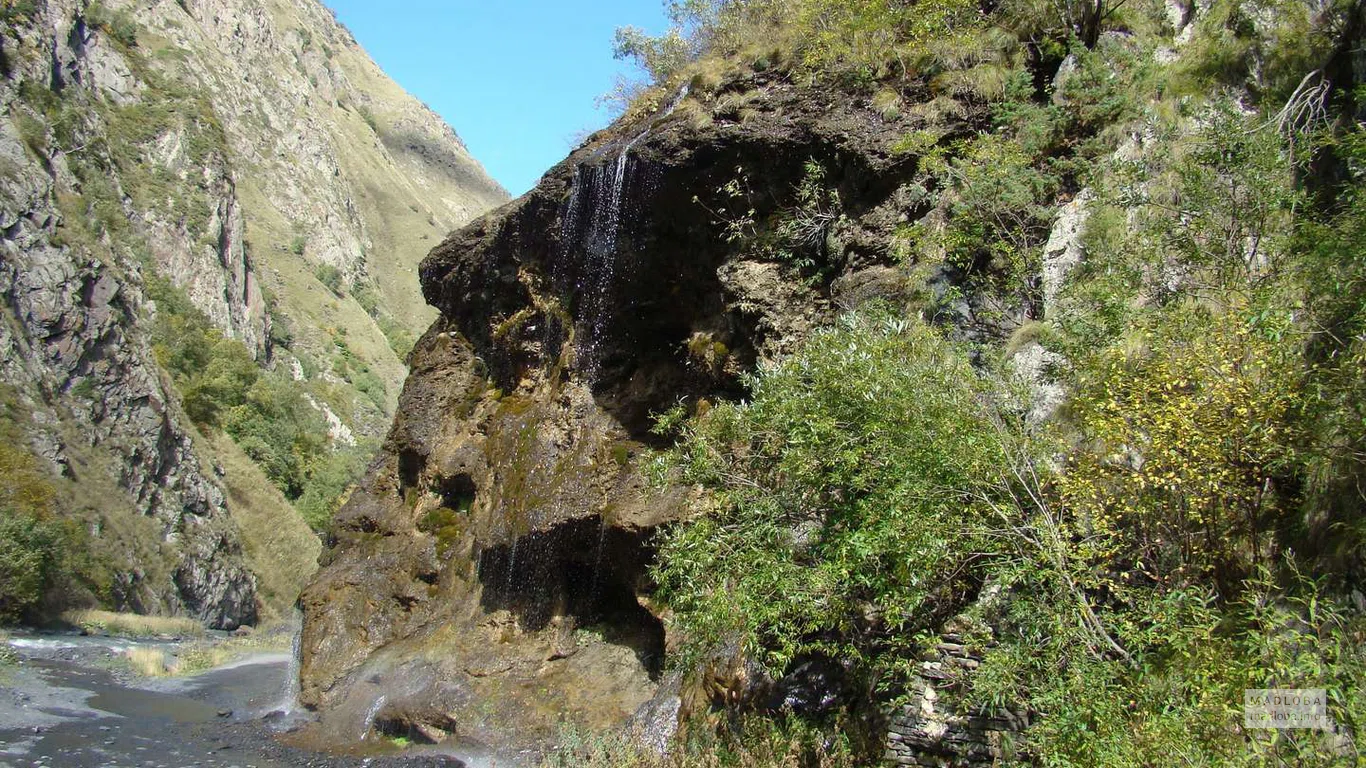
[0, 512, 65, 624]
[147, 277, 363, 514]
[264, 290, 295, 350]
[972, 567, 1365, 765]
[654, 311, 1006, 679]
[696, 160, 845, 283]
[613, 1, 794, 84]
[1295, 128, 1366, 573]
[357, 105, 378, 133]
[295, 445, 371, 531]
[417, 495, 471, 556]
[351, 280, 381, 317]
[0, 0, 37, 27]
[86, 2, 139, 48]
[613, 25, 693, 84]
[920, 131, 1060, 290]
[615, 0, 987, 87]
[0, 441, 68, 624]
[221, 375, 329, 500]
[314, 264, 343, 296]
[797, 0, 981, 78]
[350, 281, 416, 359]
[376, 316, 416, 361]
[967, 111, 1362, 768]
[329, 335, 387, 408]
[632, 0, 1366, 763]
[540, 715, 859, 768]
[1060, 309, 1301, 587]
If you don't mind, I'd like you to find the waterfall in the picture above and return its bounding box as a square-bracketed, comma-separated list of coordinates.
[266, 609, 304, 719]
[360, 694, 387, 740]
[588, 514, 609, 616]
[285, 620, 302, 705]
[558, 84, 691, 384]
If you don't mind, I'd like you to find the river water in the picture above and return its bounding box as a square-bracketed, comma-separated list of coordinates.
[0, 634, 486, 768]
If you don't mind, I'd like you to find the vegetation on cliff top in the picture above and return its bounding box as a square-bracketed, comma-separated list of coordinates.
[588, 0, 1366, 765]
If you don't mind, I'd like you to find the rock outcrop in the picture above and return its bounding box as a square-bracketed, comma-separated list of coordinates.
[299, 67, 1031, 750]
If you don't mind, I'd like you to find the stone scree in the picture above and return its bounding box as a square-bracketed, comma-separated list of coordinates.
[884, 634, 1025, 767]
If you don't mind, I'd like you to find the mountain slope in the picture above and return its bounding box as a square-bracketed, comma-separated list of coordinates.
[0, 0, 506, 627]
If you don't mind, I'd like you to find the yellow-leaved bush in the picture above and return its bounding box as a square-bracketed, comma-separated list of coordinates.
[1059, 310, 1300, 588]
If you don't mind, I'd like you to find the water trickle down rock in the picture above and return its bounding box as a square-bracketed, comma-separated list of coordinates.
[557, 86, 690, 384]
[479, 86, 695, 618]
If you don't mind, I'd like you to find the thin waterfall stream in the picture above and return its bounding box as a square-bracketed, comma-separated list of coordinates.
[489, 85, 693, 622]
[558, 84, 691, 384]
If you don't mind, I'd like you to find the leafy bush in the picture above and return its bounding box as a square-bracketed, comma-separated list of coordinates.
[1058, 309, 1301, 590]
[1296, 128, 1366, 574]
[625, 0, 1366, 764]
[314, 264, 344, 296]
[148, 277, 363, 512]
[0, 441, 69, 623]
[295, 445, 372, 531]
[654, 310, 1008, 680]
[221, 375, 330, 498]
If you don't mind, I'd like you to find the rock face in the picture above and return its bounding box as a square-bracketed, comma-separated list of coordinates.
[0, 0, 259, 627]
[299, 69, 1030, 750]
[0, 0, 503, 625]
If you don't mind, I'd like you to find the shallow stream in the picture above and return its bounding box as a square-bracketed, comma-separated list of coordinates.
[0, 633, 503, 768]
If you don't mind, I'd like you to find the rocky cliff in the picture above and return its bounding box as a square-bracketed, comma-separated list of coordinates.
[296, 62, 1005, 748]
[0, 0, 504, 626]
[310, 0, 1366, 763]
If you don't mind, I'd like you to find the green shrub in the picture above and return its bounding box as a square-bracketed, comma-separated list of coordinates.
[148, 277, 350, 504]
[0, 510, 65, 623]
[86, 2, 139, 48]
[377, 316, 416, 360]
[222, 375, 330, 499]
[314, 264, 343, 296]
[295, 445, 372, 531]
[654, 309, 1008, 679]
[0, 441, 67, 624]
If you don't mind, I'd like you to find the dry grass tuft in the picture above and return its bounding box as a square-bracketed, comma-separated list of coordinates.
[125, 647, 173, 677]
[872, 88, 903, 121]
[65, 609, 205, 638]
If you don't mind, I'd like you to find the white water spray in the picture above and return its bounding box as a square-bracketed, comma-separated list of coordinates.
[360, 694, 387, 740]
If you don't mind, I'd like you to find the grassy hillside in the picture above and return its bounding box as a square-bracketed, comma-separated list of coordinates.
[204, 431, 321, 620]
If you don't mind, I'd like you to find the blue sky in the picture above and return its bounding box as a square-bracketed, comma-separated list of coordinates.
[323, 1, 670, 196]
